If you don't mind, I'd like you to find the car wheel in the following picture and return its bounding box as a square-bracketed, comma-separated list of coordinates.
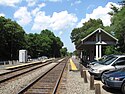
[121, 82, 125, 94]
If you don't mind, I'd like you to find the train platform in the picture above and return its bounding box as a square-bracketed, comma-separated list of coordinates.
[69, 58, 78, 71]
[0, 58, 54, 74]
[67, 57, 95, 94]
[0, 61, 24, 74]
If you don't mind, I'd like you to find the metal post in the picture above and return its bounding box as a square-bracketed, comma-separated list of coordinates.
[80, 64, 84, 78]
[83, 70, 88, 83]
[90, 75, 94, 90]
[95, 83, 101, 94]
[81, 69, 84, 78]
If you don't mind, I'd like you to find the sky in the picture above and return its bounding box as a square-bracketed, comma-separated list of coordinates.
[0, 0, 121, 52]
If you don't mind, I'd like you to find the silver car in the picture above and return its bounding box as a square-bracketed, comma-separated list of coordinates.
[88, 55, 125, 78]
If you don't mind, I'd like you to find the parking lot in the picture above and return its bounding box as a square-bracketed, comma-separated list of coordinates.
[85, 70, 122, 94]
[72, 56, 124, 94]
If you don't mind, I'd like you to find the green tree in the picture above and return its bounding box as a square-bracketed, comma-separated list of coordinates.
[0, 16, 25, 60]
[25, 29, 63, 58]
[71, 19, 104, 46]
[40, 29, 63, 57]
[104, 46, 122, 55]
[108, 4, 119, 16]
[52, 37, 63, 57]
[70, 28, 81, 45]
[25, 33, 41, 58]
[110, 6, 125, 53]
[60, 47, 68, 57]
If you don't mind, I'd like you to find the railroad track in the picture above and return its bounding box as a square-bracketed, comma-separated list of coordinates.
[0, 60, 52, 83]
[18, 58, 68, 94]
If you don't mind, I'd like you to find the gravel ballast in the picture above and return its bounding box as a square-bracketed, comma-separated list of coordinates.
[66, 70, 95, 94]
[0, 63, 57, 94]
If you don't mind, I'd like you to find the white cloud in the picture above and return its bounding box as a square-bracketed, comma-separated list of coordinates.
[32, 10, 78, 33]
[14, 7, 32, 26]
[31, 3, 46, 16]
[77, 2, 121, 27]
[26, 0, 37, 7]
[32, 11, 51, 30]
[50, 11, 77, 30]
[0, 0, 21, 7]
[31, 7, 40, 16]
[0, 13, 5, 17]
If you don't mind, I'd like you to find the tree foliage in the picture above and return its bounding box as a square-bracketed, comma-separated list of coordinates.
[108, 4, 119, 16]
[70, 19, 104, 46]
[0, 17, 65, 60]
[25, 29, 64, 58]
[60, 47, 68, 57]
[0, 16, 25, 60]
[110, 5, 125, 53]
[71, 1, 125, 55]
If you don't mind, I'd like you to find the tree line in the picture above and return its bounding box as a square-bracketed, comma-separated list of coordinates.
[0, 16, 68, 61]
[70, 0, 125, 55]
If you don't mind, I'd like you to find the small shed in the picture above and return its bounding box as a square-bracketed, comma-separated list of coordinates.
[19, 50, 28, 63]
[76, 28, 118, 61]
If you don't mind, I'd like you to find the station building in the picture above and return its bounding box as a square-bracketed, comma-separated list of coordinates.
[76, 28, 118, 62]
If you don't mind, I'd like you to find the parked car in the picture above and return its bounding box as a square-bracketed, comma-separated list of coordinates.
[38, 56, 48, 60]
[88, 55, 125, 78]
[101, 68, 125, 94]
[87, 55, 109, 68]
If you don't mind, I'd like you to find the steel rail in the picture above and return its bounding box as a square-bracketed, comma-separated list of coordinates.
[52, 59, 67, 94]
[0, 61, 52, 83]
[17, 58, 68, 94]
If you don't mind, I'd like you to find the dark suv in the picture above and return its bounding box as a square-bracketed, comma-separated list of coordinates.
[101, 68, 125, 94]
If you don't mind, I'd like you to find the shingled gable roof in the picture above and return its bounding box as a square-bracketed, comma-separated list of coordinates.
[81, 28, 118, 42]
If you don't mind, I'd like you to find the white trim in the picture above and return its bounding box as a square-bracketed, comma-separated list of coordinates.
[80, 51, 82, 59]
[81, 28, 118, 42]
[96, 45, 99, 60]
[82, 41, 117, 45]
[99, 45, 102, 58]
[81, 28, 99, 41]
[99, 28, 118, 41]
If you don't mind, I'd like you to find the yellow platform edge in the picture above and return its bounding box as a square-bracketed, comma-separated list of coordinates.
[69, 58, 78, 71]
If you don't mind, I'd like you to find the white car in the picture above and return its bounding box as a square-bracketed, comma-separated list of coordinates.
[88, 55, 125, 78]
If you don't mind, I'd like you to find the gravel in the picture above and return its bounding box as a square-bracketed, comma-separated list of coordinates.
[66, 71, 95, 94]
[0, 58, 96, 94]
[0, 63, 57, 94]
[66, 57, 95, 94]
[66, 57, 120, 94]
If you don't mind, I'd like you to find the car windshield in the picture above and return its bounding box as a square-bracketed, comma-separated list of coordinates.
[99, 56, 117, 65]
[97, 55, 111, 63]
[98, 55, 107, 61]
